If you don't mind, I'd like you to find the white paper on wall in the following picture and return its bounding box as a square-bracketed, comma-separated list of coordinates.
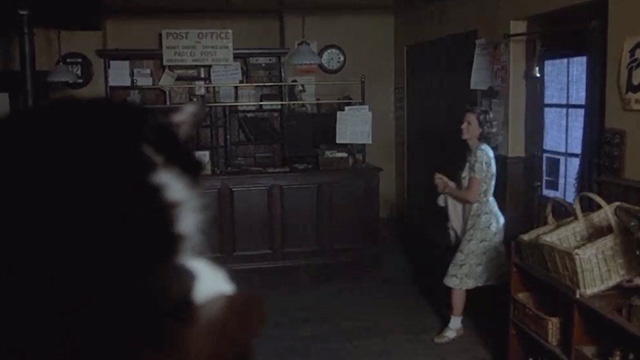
[336, 109, 372, 144]
[471, 39, 493, 90]
[211, 62, 242, 84]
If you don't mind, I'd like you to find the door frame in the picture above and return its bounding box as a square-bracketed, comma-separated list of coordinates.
[524, 0, 608, 226]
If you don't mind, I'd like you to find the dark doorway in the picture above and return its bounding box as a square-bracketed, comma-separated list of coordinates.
[403, 30, 477, 298]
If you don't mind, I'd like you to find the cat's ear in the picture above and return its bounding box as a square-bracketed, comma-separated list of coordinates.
[169, 103, 205, 141]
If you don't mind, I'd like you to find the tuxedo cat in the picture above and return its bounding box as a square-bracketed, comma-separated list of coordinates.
[3, 99, 261, 360]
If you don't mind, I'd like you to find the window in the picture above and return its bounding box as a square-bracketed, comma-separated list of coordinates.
[542, 56, 587, 202]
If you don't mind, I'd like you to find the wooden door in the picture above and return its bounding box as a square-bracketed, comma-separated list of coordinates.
[404, 30, 477, 291]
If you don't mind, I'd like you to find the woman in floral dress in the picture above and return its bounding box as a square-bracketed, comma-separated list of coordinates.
[432, 107, 507, 343]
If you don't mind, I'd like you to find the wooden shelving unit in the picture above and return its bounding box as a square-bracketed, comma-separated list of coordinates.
[509, 246, 640, 360]
[513, 259, 578, 298]
[96, 48, 367, 174]
[512, 318, 570, 360]
[576, 291, 640, 339]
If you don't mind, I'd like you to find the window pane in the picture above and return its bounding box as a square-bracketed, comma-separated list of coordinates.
[544, 59, 568, 104]
[544, 108, 567, 152]
[568, 108, 585, 154]
[566, 157, 581, 202]
[569, 56, 587, 105]
[543, 154, 565, 199]
[545, 156, 561, 190]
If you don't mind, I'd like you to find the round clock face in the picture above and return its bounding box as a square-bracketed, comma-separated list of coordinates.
[319, 45, 346, 74]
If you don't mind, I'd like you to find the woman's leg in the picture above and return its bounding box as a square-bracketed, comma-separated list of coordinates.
[434, 288, 467, 343]
[451, 288, 466, 316]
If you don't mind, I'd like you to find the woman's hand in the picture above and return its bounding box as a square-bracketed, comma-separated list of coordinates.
[435, 173, 481, 204]
[434, 173, 455, 194]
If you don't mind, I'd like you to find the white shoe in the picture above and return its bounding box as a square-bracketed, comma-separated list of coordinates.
[433, 327, 464, 344]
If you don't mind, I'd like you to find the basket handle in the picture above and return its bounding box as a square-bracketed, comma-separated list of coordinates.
[574, 192, 619, 234]
[545, 197, 574, 225]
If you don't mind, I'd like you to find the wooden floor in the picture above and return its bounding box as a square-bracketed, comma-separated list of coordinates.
[230, 224, 509, 360]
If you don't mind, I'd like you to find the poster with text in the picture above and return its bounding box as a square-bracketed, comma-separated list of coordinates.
[162, 29, 233, 66]
[619, 35, 640, 110]
[471, 39, 492, 90]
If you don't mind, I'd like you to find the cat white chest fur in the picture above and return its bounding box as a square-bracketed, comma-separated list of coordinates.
[150, 165, 236, 304]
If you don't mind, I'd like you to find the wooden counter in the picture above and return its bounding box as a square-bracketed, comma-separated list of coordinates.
[199, 166, 382, 269]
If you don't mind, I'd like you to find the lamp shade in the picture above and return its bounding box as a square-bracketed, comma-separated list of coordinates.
[288, 41, 321, 67]
[47, 63, 79, 83]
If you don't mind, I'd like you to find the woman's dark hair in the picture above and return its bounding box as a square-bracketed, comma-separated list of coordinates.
[466, 106, 502, 147]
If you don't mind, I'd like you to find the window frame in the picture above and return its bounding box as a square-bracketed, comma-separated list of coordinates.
[541, 55, 588, 202]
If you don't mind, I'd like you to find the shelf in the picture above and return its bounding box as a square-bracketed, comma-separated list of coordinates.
[97, 48, 290, 60]
[576, 290, 640, 339]
[231, 108, 282, 113]
[175, 76, 210, 81]
[512, 319, 569, 360]
[514, 259, 579, 298]
[143, 99, 361, 108]
[232, 142, 281, 146]
[108, 80, 361, 90]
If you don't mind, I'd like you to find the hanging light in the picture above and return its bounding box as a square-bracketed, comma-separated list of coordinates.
[47, 30, 79, 83]
[530, 38, 542, 79]
[288, 16, 320, 73]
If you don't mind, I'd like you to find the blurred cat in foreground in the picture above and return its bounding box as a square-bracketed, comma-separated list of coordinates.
[3, 99, 264, 360]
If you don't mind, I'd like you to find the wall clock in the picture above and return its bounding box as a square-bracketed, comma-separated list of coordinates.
[318, 44, 346, 74]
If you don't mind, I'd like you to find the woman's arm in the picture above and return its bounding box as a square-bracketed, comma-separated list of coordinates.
[442, 176, 481, 204]
[435, 145, 491, 204]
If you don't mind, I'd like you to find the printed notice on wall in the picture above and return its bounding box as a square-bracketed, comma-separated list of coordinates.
[162, 29, 233, 66]
[211, 62, 242, 84]
[471, 39, 492, 90]
[336, 106, 372, 144]
[619, 35, 640, 111]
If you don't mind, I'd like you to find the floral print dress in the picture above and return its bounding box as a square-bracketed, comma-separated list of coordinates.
[443, 143, 507, 290]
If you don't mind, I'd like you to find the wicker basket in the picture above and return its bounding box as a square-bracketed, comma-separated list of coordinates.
[539, 192, 640, 297]
[512, 292, 562, 346]
[518, 198, 575, 271]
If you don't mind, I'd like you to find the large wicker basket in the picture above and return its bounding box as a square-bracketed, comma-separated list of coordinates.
[539, 192, 640, 297]
[512, 292, 562, 346]
[518, 198, 575, 271]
